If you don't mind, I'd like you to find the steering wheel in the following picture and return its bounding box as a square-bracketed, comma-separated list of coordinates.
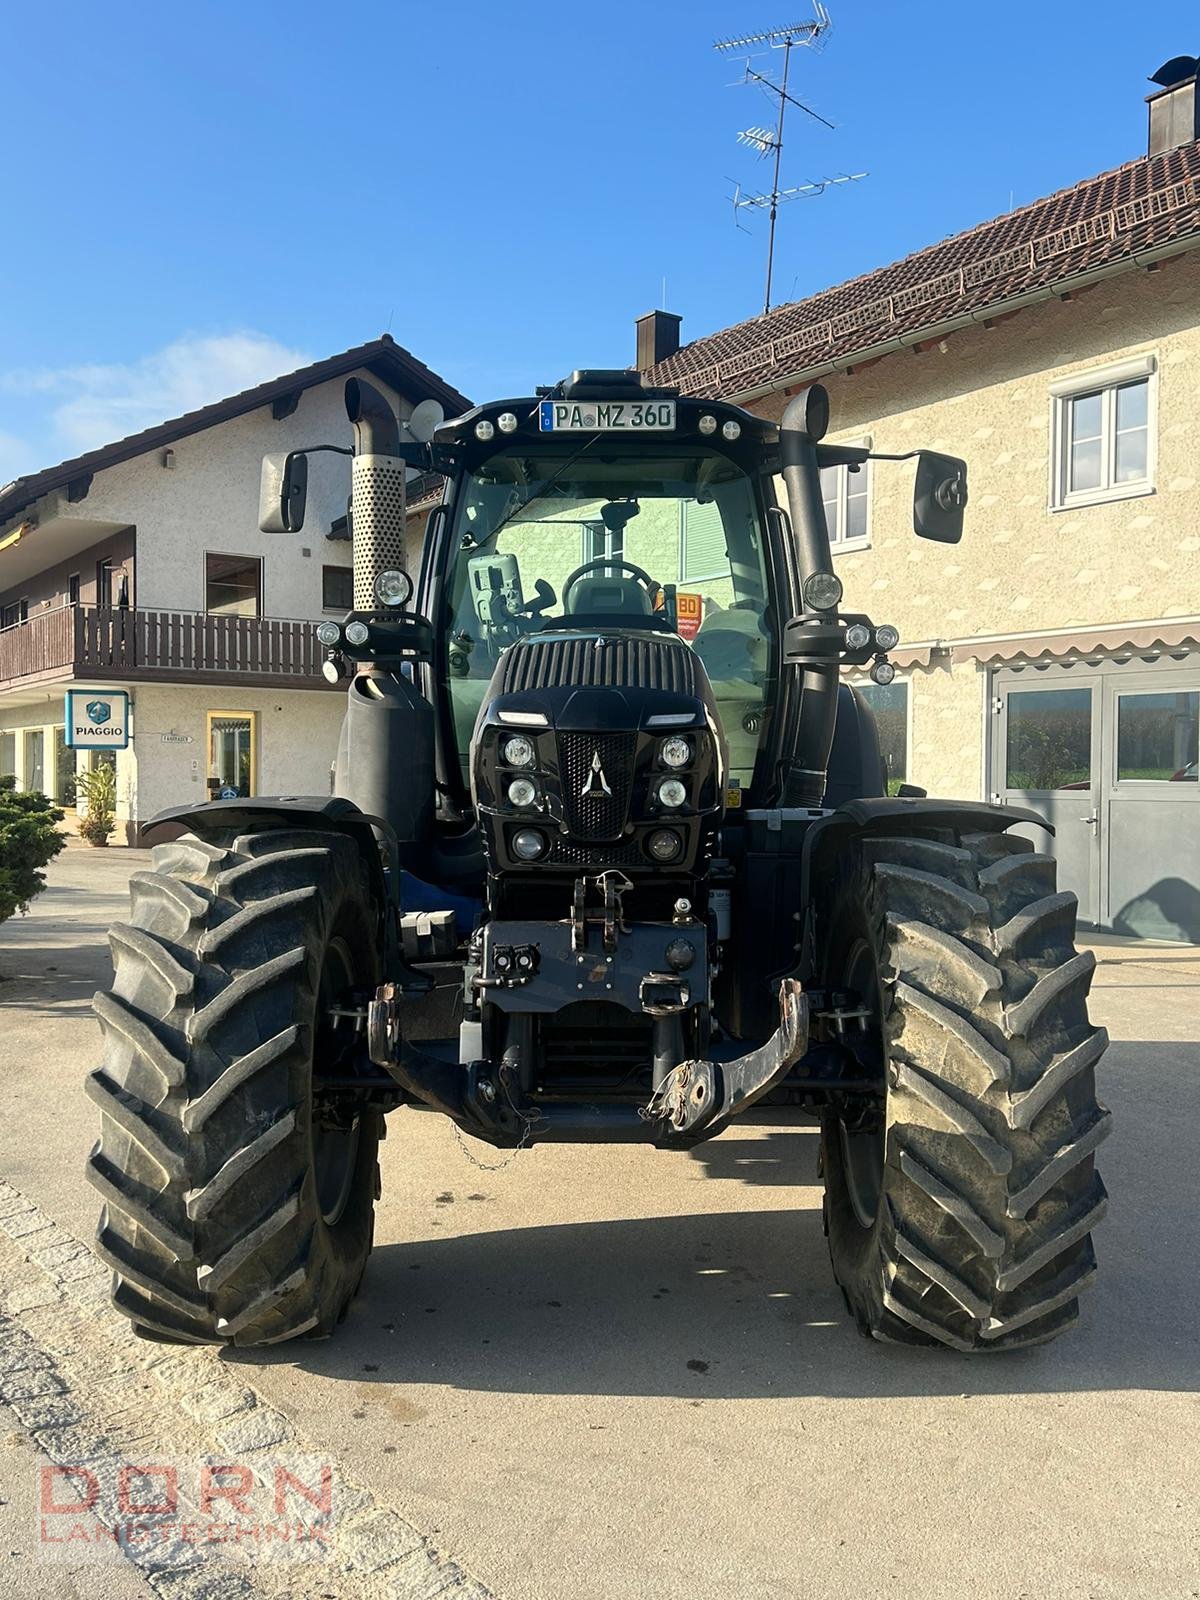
[561, 557, 657, 611]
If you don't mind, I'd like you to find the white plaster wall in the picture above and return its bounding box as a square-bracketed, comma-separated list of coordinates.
[753, 251, 1200, 643]
[39, 371, 412, 620]
[128, 683, 347, 822]
[749, 251, 1200, 801]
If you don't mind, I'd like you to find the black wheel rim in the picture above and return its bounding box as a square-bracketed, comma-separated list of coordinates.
[313, 936, 362, 1227]
[838, 937, 886, 1231]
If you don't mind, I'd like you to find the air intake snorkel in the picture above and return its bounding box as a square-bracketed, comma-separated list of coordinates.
[345, 377, 407, 611]
[779, 385, 840, 809]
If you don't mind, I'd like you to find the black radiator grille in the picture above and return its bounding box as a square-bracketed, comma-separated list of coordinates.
[498, 635, 698, 694]
[558, 730, 637, 842]
[550, 837, 643, 868]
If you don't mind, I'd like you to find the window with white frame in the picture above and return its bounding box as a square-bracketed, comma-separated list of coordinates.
[581, 519, 623, 568]
[679, 500, 729, 583]
[820, 458, 870, 547]
[1051, 356, 1155, 509]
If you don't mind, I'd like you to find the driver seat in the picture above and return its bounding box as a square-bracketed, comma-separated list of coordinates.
[565, 575, 652, 617]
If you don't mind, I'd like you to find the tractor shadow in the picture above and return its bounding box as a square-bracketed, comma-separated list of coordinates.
[230, 1043, 1199, 1401]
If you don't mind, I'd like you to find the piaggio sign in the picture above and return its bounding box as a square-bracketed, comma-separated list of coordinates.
[64, 689, 130, 750]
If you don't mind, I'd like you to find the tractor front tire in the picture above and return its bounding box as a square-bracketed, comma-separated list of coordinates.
[820, 827, 1110, 1351]
[87, 828, 382, 1346]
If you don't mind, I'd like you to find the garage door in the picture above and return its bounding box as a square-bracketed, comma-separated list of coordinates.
[990, 656, 1200, 942]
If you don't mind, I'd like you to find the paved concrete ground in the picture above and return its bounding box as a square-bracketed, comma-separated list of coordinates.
[1, 843, 1198, 1599]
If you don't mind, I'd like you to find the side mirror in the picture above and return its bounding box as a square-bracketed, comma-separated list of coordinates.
[913, 451, 967, 544]
[259, 451, 309, 533]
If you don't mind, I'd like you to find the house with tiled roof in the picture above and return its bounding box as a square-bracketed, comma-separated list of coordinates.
[0, 335, 469, 842]
[639, 61, 1200, 942]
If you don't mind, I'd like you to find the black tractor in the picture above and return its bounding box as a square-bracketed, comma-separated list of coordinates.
[88, 371, 1109, 1351]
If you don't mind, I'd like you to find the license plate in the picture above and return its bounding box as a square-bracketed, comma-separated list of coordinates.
[538, 399, 676, 432]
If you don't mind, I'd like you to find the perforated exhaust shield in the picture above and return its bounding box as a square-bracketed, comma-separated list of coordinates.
[351, 453, 408, 611]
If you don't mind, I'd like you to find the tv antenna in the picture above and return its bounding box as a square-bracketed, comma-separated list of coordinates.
[716, 5, 865, 315]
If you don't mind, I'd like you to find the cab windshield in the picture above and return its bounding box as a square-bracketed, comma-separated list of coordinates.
[442, 445, 777, 789]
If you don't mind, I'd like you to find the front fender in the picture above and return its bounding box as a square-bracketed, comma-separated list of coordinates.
[799, 794, 1051, 930]
[145, 795, 390, 914]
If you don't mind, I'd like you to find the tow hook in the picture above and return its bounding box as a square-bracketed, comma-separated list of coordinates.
[642, 978, 809, 1142]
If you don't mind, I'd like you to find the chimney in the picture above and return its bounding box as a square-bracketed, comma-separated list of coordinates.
[636, 310, 682, 371]
[1147, 55, 1200, 156]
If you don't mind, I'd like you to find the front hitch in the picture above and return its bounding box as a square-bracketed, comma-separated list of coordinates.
[641, 979, 809, 1143]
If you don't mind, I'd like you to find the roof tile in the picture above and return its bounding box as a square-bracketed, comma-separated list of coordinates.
[647, 144, 1200, 397]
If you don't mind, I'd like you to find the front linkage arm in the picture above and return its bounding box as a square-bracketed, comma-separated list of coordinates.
[642, 979, 809, 1143]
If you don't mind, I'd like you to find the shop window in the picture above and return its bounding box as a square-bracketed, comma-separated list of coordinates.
[855, 680, 907, 793]
[23, 729, 44, 794]
[1051, 356, 1155, 509]
[207, 712, 257, 798]
[53, 727, 76, 807]
[322, 565, 353, 611]
[205, 554, 262, 617]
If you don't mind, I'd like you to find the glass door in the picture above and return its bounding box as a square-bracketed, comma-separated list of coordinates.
[993, 677, 1101, 925]
[207, 712, 256, 799]
[1103, 674, 1200, 941]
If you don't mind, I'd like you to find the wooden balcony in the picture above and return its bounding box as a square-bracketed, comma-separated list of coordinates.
[0, 605, 335, 693]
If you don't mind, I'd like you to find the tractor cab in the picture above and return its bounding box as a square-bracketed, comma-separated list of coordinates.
[430, 381, 787, 802]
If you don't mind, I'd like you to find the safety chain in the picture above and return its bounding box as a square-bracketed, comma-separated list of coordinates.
[450, 1068, 541, 1171]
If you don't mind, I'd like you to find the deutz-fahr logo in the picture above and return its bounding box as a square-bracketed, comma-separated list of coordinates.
[85, 699, 112, 724]
[580, 751, 612, 799]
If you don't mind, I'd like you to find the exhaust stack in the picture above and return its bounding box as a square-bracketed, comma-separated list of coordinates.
[345, 377, 408, 612]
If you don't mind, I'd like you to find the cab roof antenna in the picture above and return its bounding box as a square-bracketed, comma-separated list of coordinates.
[715, 5, 864, 315]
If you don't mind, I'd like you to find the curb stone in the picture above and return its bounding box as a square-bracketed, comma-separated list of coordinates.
[0, 1178, 495, 1600]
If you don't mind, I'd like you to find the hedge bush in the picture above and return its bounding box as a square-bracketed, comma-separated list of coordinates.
[0, 774, 66, 924]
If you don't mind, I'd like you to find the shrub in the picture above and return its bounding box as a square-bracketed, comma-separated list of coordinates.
[76, 762, 118, 847]
[0, 774, 66, 923]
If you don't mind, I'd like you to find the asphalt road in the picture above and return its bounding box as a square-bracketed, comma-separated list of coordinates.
[1, 843, 1198, 1600]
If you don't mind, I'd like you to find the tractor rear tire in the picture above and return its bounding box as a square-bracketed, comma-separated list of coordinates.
[819, 827, 1110, 1351]
[87, 828, 382, 1346]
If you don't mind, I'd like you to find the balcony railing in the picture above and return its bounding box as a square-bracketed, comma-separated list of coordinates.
[0, 605, 331, 691]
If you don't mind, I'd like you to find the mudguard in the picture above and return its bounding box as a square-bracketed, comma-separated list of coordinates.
[145, 795, 390, 915]
[800, 794, 1051, 914]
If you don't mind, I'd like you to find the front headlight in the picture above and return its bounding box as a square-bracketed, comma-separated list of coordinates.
[648, 828, 683, 863]
[660, 736, 691, 769]
[657, 777, 687, 808]
[507, 777, 538, 808]
[501, 734, 536, 767]
[512, 828, 548, 861]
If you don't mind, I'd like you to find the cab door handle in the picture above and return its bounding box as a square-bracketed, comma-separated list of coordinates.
[1079, 812, 1098, 826]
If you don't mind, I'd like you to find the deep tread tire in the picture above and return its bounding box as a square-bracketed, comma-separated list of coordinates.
[87, 828, 383, 1346]
[820, 827, 1110, 1351]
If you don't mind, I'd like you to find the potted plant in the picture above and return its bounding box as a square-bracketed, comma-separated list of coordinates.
[76, 761, 117, 847]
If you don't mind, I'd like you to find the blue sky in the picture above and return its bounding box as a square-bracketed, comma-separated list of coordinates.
[1, 0, 1195, 483]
